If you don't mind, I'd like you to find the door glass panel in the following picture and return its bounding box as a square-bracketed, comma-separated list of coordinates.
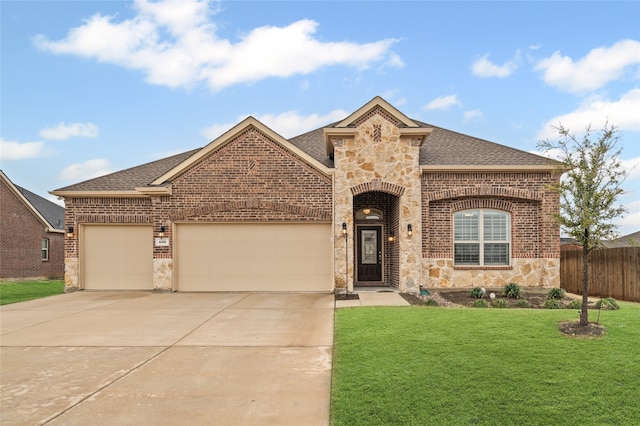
[361, 230, 377, 264]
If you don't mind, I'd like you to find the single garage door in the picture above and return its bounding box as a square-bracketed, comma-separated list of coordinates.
[82, 225, 153, 290]
[176, 223, 332, 292]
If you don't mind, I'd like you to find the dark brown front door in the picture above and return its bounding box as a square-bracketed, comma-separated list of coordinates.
[357, 226, 382, 282]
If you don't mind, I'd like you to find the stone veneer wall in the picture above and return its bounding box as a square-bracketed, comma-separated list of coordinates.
[421, 172, 561, 288]
[423, 258, 560, 289]
[332, 108, 423, 293]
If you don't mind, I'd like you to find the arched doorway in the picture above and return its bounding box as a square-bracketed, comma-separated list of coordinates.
[353, 192, 400, 288]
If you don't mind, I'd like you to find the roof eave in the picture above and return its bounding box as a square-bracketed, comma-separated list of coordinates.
[49, 190, 146, 198]
[420, 164, 560, 173]
[323, 128, 357, 157]
[135, 185, 172, 196]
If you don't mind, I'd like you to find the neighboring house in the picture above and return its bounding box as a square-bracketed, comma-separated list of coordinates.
[1, 170, 65, 279]
[602, 231, 640, 248]
[51, 97, 561, 293]
[560, 237, 582, 251]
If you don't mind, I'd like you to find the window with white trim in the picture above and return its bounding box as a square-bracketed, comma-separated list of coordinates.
[453, 209, 510, 266]
[41, 238, 49, 261]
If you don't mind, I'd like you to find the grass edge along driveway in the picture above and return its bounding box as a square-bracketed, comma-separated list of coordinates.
[0, 280, 64, 305]
[331, 304, 639, 425]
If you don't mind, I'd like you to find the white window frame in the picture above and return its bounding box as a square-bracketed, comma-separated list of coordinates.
[453, 209, 511, 266]
[41, 238, 50, 261]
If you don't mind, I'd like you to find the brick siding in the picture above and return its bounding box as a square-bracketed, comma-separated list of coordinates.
[63, 127, 333, 260]
[422, 172, 560, 259]
[0, 179, 64, 279]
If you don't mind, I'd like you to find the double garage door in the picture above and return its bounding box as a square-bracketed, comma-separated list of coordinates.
[175, 223, 332, 292]
[81, 223, 332, 292]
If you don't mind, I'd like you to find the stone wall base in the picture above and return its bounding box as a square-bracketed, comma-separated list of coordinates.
[153, 258, 173, 291]
[423, 258, 560, 289]
[64, 258, 79, 292]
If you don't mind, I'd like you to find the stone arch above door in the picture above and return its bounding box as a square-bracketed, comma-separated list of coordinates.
[350, 179, 406, 197]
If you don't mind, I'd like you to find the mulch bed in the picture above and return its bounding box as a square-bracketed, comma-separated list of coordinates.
[558, 320, 606, 338]
[336, 289, 607, 337]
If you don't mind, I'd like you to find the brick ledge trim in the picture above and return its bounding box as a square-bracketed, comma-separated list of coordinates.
[426, 186, 542, 202]
[170, 199, 331, 221]
[77, 214, 151, 223]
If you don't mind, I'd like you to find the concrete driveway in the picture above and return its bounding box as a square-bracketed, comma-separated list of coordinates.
[0, 291, 334, 425]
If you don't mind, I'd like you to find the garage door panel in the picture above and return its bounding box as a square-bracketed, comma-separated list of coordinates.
[82, 225, 153, 290]
[176, 223, 332, 292]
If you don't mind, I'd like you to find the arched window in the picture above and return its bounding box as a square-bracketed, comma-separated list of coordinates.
[453, 209, 510, 266]
[355, 208, 383, 221]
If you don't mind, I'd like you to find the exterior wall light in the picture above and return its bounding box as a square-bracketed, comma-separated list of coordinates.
[159, 226, 166, 238]
[407, 224, 412, 237]
[66, 226, 74, 238]
[342, 222, 349, 289]
[388, 231, 395, 242]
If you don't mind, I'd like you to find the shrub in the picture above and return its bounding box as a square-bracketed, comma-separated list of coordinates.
[503, 283, 523, 299]
[471, 299, 489, 308]
[491, 299, 508, 308]
[469, 287, 486, 299]
[546, 287, 566, 300]
[543, 299, 563, 309]
[515, 299, 531, 308]
[424, 298, 439, 307]
[594, 297, 620, 310]
[566, 300, 582, 309]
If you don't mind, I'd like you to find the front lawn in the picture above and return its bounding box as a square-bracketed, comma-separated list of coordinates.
[331, 303, 640, 425]
[0, 280, 64, 305]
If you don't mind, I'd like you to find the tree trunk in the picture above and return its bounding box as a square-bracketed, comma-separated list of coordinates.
[580, 245, 590, 326]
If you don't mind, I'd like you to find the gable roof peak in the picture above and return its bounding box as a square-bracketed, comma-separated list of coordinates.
[335, 96, 419, 128]
[1, 170, 64, 232]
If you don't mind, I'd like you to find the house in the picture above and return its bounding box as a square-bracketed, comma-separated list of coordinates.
[602, 231, 640, 248]
[51, 97, 561, 293]
[560, 237, 582, 251]
[1, 170, 65, 279]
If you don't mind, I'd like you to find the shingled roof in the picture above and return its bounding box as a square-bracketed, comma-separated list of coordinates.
[1, 170, 65, 230]
[53, 149, 199, 192]
[17, 185, 65, 230]
[288, 119, 555, 168]
[414, 121, 556, 167]
[53, 114, 556, 194]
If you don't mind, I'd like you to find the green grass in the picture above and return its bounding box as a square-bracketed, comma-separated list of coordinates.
[331, 303, 640, 425]
[0, 280, 64, 305]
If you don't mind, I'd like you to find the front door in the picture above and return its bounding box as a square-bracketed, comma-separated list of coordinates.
[357, 226, 382, 282]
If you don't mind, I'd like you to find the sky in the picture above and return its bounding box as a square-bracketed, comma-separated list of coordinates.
[1, 0, 639, 236]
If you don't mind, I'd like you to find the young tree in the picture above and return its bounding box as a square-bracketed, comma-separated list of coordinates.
[538, 122, 628, 326]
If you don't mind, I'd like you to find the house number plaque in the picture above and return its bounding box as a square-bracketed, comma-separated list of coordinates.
[155, 237, 169, 247]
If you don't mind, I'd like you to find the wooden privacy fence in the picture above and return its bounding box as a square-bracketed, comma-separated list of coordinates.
[561, 247, 640, 303]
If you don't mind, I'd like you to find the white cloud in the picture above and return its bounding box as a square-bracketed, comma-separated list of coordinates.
[59, 159, 113, 181]
[535, 39, 640, 93]
[0, 138, 46, 160]
[537, 88, 640, 140]
[471, 51, 520, 78]
[202, 109, 348, 141]
[463, 109, 484, 122]
[39, 122, 99, 140]
[47, 195, 65, 207]
[424, 95, 461, 111]
[617, 200, 640, 233]
[34, 0, 400, 92]
[621, 156, 640, 181]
